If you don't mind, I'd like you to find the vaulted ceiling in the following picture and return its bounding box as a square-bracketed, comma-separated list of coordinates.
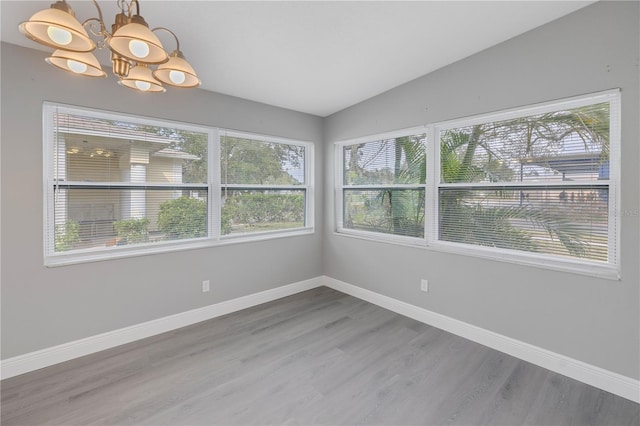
[1, 1, 594, 116]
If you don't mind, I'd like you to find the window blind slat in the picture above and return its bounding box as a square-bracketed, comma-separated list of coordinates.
[341, 133, 427, 239]
[437, 97, 616, 265]
[48, 107, 210, 255]
[438, 188, 608, 262]
[343, 135, 426, 185]
[54, 112, 207, 185]
[344, 188, 425, 238]
[219, 133, 309, 236]
[220, 134, 305, 185]
[53, 188, 209, 251]
[221, 189, 306, 236]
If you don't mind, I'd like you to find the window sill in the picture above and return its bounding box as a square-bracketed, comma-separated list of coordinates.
[45, 227, 315, 267]
[335, 227, 427, 247]
[333, 231, 620, 281]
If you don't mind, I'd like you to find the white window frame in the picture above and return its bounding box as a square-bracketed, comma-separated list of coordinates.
[334, 90, 621, 280]
[335, 126, 429, 246]
[219, 129, 314, 240]
[43, 103, 314, 267]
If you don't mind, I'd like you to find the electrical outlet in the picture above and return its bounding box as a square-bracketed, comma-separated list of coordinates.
[202, 280, 210, 293]
[420, 279, 429, 292]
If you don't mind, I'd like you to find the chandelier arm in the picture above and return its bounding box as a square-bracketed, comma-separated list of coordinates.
[127, 0, 141, 18]
[87, 0, 109, 36]
[116, 0, 126, 14]
[151, 27, 180, 51]
[82, 17, 108, 38]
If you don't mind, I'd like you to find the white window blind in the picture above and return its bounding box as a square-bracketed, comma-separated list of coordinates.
[435, 91, 619, 266]
[338, 130, 427, 239]
[334, 90, 620, 277]
[44, 105, 315, 266]
[45, 104, 212, 261]
[220, 131, 311, 236]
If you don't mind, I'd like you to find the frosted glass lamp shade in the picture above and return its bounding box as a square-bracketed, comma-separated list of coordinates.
[19, 5, 95, 52]
[118, 64, 166, 93]
[46, 50, 106, 77]
[108, 22, 168, 64]
[153, 51, 201, 88]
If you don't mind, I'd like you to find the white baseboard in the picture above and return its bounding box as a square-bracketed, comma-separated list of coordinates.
[323, 276, 640, 403]
[0, 277, 323, 380]
[3, 276, 638, 404]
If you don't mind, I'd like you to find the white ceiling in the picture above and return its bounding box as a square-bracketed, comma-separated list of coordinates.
[1, 1, 594, 117]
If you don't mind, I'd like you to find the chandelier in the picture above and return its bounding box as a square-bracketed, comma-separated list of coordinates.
[19, 0, 201, 93]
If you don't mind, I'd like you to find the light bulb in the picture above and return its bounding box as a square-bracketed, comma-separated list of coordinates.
[129, 40, 150, 58]
[47, 26, 72, 45]
[66, 59, 88, 74]
[135, 80, 151, 91]
[169, 70, 186, 85]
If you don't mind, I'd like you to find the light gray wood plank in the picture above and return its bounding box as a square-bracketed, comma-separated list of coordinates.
[2, 287, 638, 426]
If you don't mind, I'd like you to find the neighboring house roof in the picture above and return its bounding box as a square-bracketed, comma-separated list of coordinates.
[519, 152, 605, 176]
[54, 113, 179, 145]
[152, 148, 200, 160]
[56, 113, 202, 162]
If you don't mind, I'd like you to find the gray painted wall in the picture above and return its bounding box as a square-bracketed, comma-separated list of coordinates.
[324, 1, 639, 379]
[0, 42, 324, 359]
[1, 1, 638, 382]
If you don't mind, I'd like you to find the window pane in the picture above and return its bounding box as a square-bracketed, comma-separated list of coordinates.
[439, 188, 608, 262]
[220, 135, 305, 185]
[54, 189, 208, 252]
[440, 103, 610, 184]
[344, 135, 426, 185]
[221, 189, 305, 235]
[344, 189, 425, 237]
[54, 112, 208, 184]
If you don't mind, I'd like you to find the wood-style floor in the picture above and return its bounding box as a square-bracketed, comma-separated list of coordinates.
[2, 287, 639, 425]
